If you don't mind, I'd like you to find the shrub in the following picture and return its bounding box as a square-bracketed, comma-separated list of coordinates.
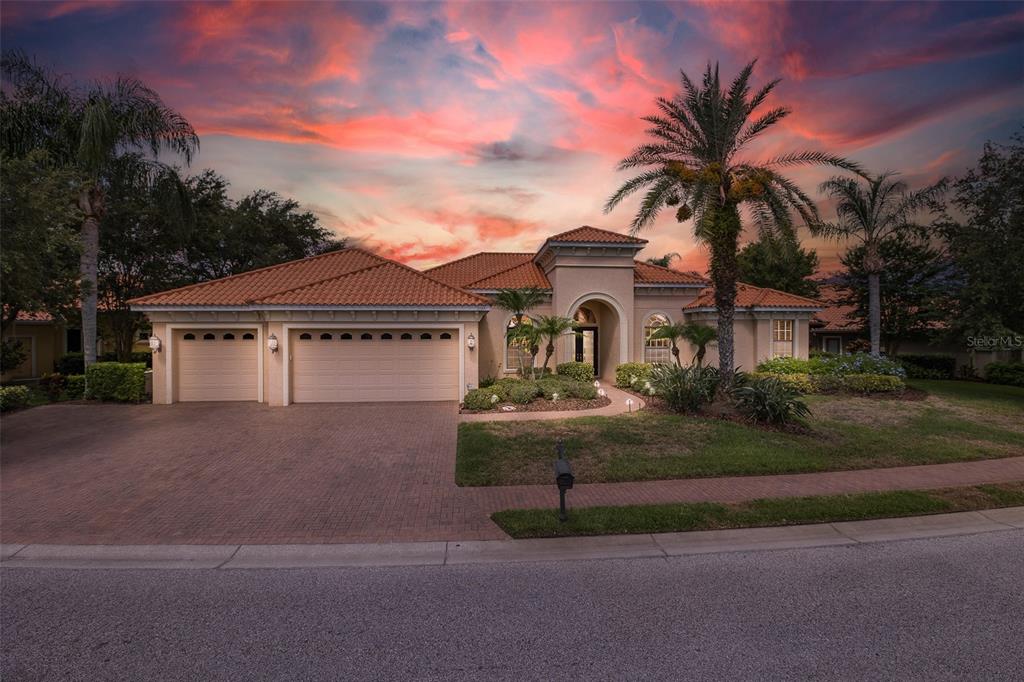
[84, 362, 147, 402]
[99, 351, 153, 368]
[615, 362, 653, 388]
[650, 364, 718, 413]
[64, 374, 86, 400]
[479, 375, 496, 388]
[985, 362, 1024, 388]
[756, 356, 811, 375]
[898, 354, 956, 380]
[463, 387, 500, 410]
[55, 352, 85, 375]
[758, 352, 905, 378]
[39, 373, 67, 402]
[747, 372, 815, 394]
[842, 373, 905, 394]
[566, 380, 597, 400]
[508, 381, 542, 404]
[556, 361, 595, 383]
[0, 385, 30, 412]
[810, 374, 845, 394]
[845, 338, 871, 354]
[731, 376, 812, 425]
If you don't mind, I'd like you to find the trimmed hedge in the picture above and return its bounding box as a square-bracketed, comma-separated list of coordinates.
[747, 372, 815, 394]
[842, 373, 905, 394]
[508, 382, 542, 404]
[65, 374, 86, 400]
[99, 351, 153, 368]
[985, 362, 1024, 388]
[556, 361, 595, 383]
[0, 385, 30, 411]
[898, 354, 956, 380]
[84, 362, 147, 402]
[615, 362, 654, 388]
[748, 371, 905, 395]
[464, 387, 501, 410]
[757, 352, 906, 378]
[55, 352, 84, 375]
[463, 376, 598, 409]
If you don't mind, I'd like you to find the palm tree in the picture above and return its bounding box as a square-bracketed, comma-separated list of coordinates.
[1, 51, 198, 367]
[605, 60, 859, 385]
[494, 287, 546, 374]
[681, 322, 717, 366]
[534, 315, 576, 375]
[649, 322, 688, 367]
[507, 322, 542, 379]
[812, 171, 945, 356]
[646, 252, 680, 268]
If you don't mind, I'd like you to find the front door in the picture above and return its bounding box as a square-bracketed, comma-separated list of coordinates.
[574, 327, 599, 376]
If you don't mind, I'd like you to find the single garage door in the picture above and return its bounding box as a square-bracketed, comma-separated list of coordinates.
[291, 329, 459, 402]
[175, 329, 259, 401]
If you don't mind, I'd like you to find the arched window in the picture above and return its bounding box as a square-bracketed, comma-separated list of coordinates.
[339, 333, 352, 340]
[242, 333, 255, 340]
[506, 317, 535, 373]
[400, 333, 413, 340]
[440, 332, 452, 340]
[381, 333, 393, 340]
[183, 333, 196, 341]
[420, 333, 432, 340]
[223, 333, 235, 340]
[299, 333, 312, 340]
[360, 333, 372, 340]
[320, 333, 332, 340]
[644, 314, 672, 363]
[203, 333, 216, 340]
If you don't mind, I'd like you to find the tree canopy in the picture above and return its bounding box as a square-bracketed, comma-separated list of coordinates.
[737, 235, 819, 298]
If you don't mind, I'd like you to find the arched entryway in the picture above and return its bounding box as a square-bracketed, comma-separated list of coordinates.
[564, 293, 628, 380]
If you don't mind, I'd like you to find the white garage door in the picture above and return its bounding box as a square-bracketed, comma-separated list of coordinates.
[175, 329, 259, 402]
[291, 329, 460, 402]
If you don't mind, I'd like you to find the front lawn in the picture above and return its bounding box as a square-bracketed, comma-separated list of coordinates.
[456, 381, 1024, 486]
[492, 482, 1024, 538]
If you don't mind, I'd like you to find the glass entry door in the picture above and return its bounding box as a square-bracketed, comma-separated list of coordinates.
[574, 328, 599, 376]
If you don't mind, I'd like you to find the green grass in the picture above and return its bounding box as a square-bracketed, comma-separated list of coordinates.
[492, 482, 1024, 538]
[457, 382, 1024, 486]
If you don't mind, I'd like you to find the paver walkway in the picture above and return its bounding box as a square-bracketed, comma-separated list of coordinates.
[460, 384, 644, 422]
[2, 403, 1022, 545]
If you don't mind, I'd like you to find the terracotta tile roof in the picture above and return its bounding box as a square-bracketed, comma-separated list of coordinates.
[425, 252, 547, 289]
[633, 261, 707, 286]
[545, 226, 647, 244]
[813, 303, 863, 332]
[130, 248, 488, 307]
[685, 282, 823, 310]
[468, 261, 551, 289]
[13, 310, 55, 322]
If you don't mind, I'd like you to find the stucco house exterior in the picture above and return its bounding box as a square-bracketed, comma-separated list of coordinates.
[130, 226, 821, 405]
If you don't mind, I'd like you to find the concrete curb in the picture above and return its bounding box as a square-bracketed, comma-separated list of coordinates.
[2, 508, 1021, 570]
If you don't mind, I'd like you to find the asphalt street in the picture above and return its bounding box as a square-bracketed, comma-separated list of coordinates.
[3, 530, 1023, 680]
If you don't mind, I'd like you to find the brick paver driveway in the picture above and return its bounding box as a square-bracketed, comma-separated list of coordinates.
[1, 402, 506, 545]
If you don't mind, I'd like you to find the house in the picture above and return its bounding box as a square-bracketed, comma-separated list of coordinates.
[130, 226, 822, 404]
[1, 311, 80, 382]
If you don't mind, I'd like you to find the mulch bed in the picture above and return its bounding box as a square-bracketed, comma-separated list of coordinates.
[460, 395, 611, 414]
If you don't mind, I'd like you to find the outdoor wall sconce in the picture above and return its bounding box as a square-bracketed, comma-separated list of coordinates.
[267, 334, 279, 353]
[148, 335, 162, 353]
[467, 333, 476, 349]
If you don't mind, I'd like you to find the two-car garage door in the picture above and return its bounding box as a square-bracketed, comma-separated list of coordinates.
[290, 329, 459, 402]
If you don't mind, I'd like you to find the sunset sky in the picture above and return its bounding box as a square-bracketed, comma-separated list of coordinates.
[3, 1, 1022, 274]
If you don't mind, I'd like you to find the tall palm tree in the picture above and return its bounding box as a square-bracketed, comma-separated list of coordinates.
[1, 51, 198, 366]
[494, 287, 546, 374]
[534, 315, 576, 375]
[605, 60, 859, 385]
[649, 322, 688, 367]
[812, 171, 945, 356]
[507, 322, 542, 379]
[646, 252, 680, 268]
[681, 322, 717, 366]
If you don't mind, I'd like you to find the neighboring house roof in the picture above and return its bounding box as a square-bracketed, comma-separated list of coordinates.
[543, 225, 648, 245]
[14, 311, 55, 322]
[633, 261, 707, 286]
[129, 248, 489, 308]
[813, 304, 863, 332]
[425, 253, 551, 290]
[685, 283, 823, 311]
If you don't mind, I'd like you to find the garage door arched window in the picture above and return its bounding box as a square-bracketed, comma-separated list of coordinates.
[242, 333, 255, 340]
[401, 333, 413, 340]
[360, 333, 372, 340]
[222, 333, 235, 340]
[440, 332, 452, 340]
[320, 333, 332, 340]
[420, 333, 432, 340]
[299, 333, 312, 340]
[183, 333, 196, 340]
[203, 333, 216, 340]
[643, 313, 672, 364]
[381, 333, 393, 340]
[339, 333, 352, 340]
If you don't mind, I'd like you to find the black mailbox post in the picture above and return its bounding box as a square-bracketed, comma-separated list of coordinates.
[554, 440, 574, 522]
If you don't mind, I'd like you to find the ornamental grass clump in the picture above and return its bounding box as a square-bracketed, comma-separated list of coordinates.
[730, 376, 812, 425]
[650, 364, 719, 413]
